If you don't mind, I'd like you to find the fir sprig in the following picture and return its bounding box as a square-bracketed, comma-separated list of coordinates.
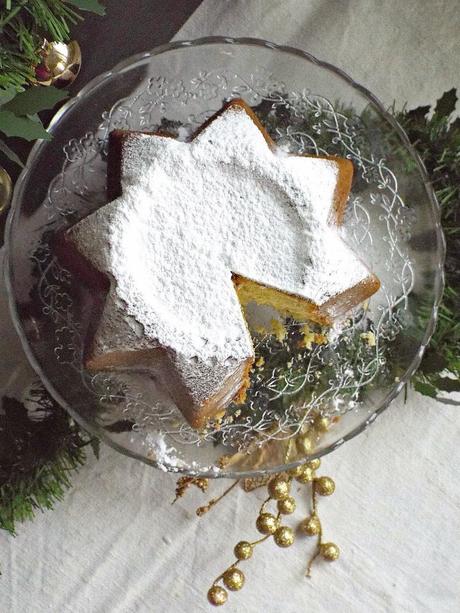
[0, 384, 98, 535]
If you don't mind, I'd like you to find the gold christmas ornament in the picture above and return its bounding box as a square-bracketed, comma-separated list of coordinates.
[277, 496, 296, 515]
[207, 585, 228, 606]
[295, 465, 314, 484]
[296, 432, 314, 455]
[35, 40, 82, 87]
[315, 476, 335, 496]
[288, 464, 304, 478]
[300, 515, 321, 536]
[256, 512, 279, 535]
[234, 541, 253, 560]
[223, 567, 245, 591]
[267, 475, 290, 500]
[306, 458, 321, 471]
[314, 415, 330, 432]
[0, 166, 13, 215]
[274, 526, 295, 548]
[320, 542, 340, 561]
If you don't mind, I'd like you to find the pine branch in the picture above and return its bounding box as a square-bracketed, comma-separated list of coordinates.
[0, 0, 103, 91]
[0, 385, 97, 535]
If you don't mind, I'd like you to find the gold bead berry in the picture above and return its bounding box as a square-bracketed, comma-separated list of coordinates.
[256, 512, 279, 535]
[314, 415, 330, 432]
[296, 432, 314, 455]
[268, 475, 291, 500]
[288, 464, 304, 478]
[234, 541, 253, 560]
[300, 515, 321, 536]
[320, 542, 340, 561]
[315, 476, 335, 496]
[295, 465, 314, 484]
[273, 525, 295, 548]
[223, 567, 245, 591]
[277, 496, 296, 515]
[207, 585, 228, 606]
[306, 458, 321, 471]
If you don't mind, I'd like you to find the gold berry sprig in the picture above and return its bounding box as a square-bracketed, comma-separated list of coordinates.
[207, 443, 338, 606]
[172, 414, 339, 606]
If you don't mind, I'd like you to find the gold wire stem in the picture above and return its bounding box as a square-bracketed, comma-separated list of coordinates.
[250, 534, 271, 547]
[196, 479, 240, 516]
[306, 483, 322, 577]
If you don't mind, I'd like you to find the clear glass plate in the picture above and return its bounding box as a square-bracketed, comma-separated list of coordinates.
[5, 38, 444, 477]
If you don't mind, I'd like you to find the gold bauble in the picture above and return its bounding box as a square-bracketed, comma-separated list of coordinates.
[277, 496, 296, 515]
[268, 475, 290, 500]
[36, 40, 82, 87]
[295, 465, 314, 484]
[315, 476, 335, 496]
[273, 526, 295, 548]
[300, 515, 321, 536]
[306, 458, 321, 471]
[234, 541, 253, 560]
[320, 542, 340, 561]
[288, 464, 304, 478]
[0, 166, 12, 215]
[296, 432, 314, 455]
[314, 415, 330, 432]
[223, 567, 245, 591]
[256, 512, 279, 535]
[207, 585, 228, 606]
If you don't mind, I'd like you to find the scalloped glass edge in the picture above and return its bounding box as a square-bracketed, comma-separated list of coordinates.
[4, 37, 445, 478]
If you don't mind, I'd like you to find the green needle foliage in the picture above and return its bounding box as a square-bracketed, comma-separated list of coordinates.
[0, 0, 105, 92]
[0, 383, 99, 535]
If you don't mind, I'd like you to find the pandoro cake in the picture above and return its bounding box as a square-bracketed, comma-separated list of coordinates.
[61, 99, 380, 428]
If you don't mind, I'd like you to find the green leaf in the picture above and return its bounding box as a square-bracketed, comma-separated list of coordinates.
[432, 377, 460, 393]
[66, 0, 106, 15]
[89, 437, 100, 459]
[413, 380, 438, 398]
[406, 105, 430, 123]
[0, 111, 51, 141]
[2, 86, 68, 116]
[434, 88, 457, 119]
[0, 139, 24, 167]
[0, 86, 21, 107]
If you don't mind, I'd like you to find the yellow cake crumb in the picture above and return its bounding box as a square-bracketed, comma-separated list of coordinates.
[271, 318, 287, 342]
[360, 331, 376, 347]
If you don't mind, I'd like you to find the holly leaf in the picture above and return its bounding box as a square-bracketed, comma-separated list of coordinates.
[0, 111, 51, 141]
[406, 105, 430, 123]
[432, 377, 460, 394]
[89, 437, 100, 459]
[2, 86, 68, 116]
[434, 88, 457, 119]
[0, 139, 24, 167]
[413, 380, 438, 398]
[66, 0, 106, 15]
[0, 87, 21, 107]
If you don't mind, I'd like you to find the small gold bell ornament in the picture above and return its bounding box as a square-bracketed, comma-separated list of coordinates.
[35, 40, 82, 88]
[0, 167, 13, 215]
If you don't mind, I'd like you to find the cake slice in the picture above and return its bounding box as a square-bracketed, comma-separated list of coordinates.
[62, 99, 380, 428]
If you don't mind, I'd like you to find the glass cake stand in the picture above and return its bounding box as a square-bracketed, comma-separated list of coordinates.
[4, 38, 444, 478]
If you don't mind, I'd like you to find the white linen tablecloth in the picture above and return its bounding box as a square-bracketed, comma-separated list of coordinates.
[2, 2, 460, 611]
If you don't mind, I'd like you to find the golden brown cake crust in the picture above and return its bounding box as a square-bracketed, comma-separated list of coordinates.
[65, 98, 379, 429]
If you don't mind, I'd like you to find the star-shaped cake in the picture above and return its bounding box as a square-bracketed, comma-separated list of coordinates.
[63, 99, 380, 428]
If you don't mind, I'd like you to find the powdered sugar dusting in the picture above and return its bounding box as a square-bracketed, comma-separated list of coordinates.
[69, 104, 372, 407]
